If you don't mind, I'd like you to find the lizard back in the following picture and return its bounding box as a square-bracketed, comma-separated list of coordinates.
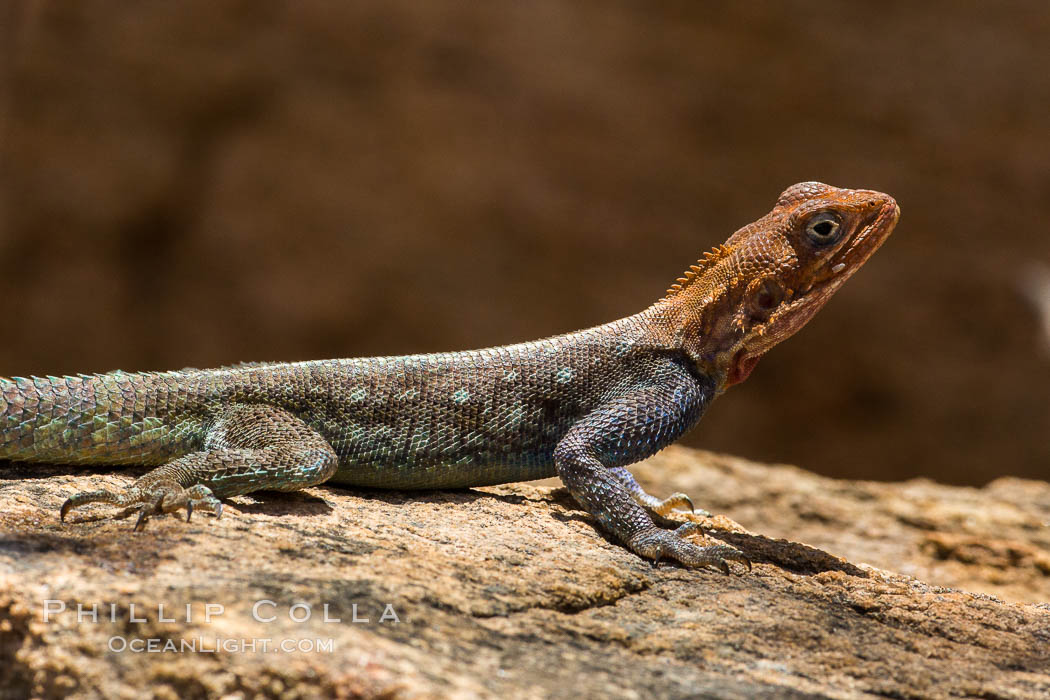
[0, 312, 710, 488]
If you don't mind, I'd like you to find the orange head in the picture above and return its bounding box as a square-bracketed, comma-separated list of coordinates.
[652, 182, 900, 390]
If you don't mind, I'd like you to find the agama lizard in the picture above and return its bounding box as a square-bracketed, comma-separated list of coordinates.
[2, 182, 898, 571]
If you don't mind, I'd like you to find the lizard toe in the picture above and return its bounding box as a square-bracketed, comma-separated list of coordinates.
[647, 492, 702, 516]
[60, 489, 121, 523]
[633, 488, 712, 518]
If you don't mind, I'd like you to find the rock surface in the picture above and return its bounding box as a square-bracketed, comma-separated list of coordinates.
[2, 446, 1049, 699]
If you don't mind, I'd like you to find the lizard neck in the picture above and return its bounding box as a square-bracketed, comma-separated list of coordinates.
[635, 290, 734, 392]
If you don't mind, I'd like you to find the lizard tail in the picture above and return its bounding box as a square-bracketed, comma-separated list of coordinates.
[0, 371, 206, 466]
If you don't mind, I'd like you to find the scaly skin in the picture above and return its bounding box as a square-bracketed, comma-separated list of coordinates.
[1, 182, 898, 571]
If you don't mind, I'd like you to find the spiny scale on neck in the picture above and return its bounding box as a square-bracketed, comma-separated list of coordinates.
[663, 244, 733, 298]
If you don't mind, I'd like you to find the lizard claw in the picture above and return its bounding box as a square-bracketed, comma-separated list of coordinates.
[132, 494, 167, 532]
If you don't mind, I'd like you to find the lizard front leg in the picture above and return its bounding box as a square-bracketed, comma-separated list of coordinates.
[553, 359, 748, 572]
[60, 404, 338, 530]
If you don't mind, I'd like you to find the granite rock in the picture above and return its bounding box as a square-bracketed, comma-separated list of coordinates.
[1, 446, 1048, 699]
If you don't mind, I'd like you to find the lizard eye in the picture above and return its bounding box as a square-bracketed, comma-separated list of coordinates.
[805, 212, 842, 247]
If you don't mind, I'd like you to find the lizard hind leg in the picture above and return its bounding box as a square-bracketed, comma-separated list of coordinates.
[59, 404, 338, 530]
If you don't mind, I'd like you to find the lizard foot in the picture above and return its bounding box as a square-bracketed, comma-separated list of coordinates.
[60, 480, 223, 530]
[629, 524, 751, 574]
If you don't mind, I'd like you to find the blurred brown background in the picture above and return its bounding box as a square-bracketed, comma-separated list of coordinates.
[1, 1, 1048, 485]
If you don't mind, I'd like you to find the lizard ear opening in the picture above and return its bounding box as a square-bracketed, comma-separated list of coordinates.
[748, 279, 784, 323]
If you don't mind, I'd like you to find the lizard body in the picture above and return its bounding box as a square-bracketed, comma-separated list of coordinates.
[2, 182, 898, 570]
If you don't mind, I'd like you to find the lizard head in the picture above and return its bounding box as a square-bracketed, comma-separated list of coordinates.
[657, 181, 900, 391]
